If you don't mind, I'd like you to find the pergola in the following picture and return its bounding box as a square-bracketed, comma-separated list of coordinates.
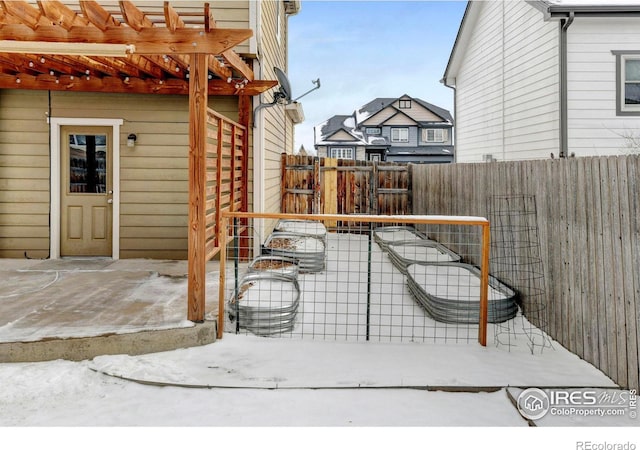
[0, 1, 277, 327]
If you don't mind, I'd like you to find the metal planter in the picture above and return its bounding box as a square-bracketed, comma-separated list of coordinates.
[262, 232, 326, 273]
[247, 255, 299, 280]
[373, 226, 430, 251]
[275, 219, 327, 243]
[386, 241, 461, 274]
[228, 272, 301, 335]
[406, 262, 518, 324]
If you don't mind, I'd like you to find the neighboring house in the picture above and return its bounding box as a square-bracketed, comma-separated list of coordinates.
[0, 0, 302, 260]
[314, 95, 454, 163]
[442, 0, 640, 162]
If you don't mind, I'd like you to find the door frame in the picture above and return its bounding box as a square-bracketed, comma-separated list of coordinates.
[49, 117, 124, 260]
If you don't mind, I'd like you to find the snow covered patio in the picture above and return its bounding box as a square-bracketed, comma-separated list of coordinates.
[0, 258, 220, 361]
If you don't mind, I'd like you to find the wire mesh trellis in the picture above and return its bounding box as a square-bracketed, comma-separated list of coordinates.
[487, 195, 552, 353]
[218, 213, 503, 345]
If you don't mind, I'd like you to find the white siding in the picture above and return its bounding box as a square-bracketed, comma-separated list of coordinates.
[567, 18, 640, 156]
[454, 1, 560, 162]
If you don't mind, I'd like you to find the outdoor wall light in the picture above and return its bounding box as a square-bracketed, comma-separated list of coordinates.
[127, 133, 137, 148]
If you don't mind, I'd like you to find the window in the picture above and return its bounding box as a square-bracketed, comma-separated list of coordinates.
[422, 128, 448, 143]
[614, 52, 640, 115]
[330, 147, 354, 159]
[391, 128, 409, 143]
[399, 99, 411, 109]
[365, 127, 381, 135]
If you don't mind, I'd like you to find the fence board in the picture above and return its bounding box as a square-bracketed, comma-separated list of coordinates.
[628, 157, 640, 390]
[608, 157, 627, 387]
[282, 154, 410, 218]
[411, 155, 639, 390]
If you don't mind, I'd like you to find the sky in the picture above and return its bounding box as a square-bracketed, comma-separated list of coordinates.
[287, 0, 468, 153]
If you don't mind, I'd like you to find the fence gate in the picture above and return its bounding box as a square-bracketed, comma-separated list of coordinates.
[281, 154, 411, 217]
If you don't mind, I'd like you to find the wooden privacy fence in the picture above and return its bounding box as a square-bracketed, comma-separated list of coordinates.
[281, 154, 411, 218]
[204, 108, 247, 260]
[412, 156, 640, 391]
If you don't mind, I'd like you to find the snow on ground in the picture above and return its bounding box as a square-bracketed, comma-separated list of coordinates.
[1, 231, 637, 447]
[1, 333, 637, 449]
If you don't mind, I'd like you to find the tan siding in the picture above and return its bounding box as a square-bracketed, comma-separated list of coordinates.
[382, 114, 418, 126]
[259, 0, 294, 214]
[329, 130, 358, 141]
[50, 91, 191, 259]
[0, 89, 240, 259]
[392, 100, 444, 122]
[362, 107, 396, 125]
[0, 90, 50, 258]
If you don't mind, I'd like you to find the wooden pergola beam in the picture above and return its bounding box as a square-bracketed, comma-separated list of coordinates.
[37, 0, 90, 30]
[162, 2, 232, 83]
[0, 24, 253, 55]
[79, 0, 121, 31]
[0, 72, 276, 95]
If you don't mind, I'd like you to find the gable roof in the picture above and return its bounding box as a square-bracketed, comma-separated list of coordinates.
[315, 95, 453, 146]
[356, 95, 453, 125]
[315, 115, 367, 145]
[443, 0, 640, 87]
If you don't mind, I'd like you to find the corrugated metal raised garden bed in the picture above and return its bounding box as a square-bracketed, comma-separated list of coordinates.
[406, 262, 518, 324]
[228, 272, 301, 335]
[373, 225, 430, 251]
[386, 241, 461, 274]
[274, 219, 327, 242]
[262, 231, 326, 273]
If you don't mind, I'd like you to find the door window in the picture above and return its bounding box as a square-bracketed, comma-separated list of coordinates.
[69, 134, 107, 193]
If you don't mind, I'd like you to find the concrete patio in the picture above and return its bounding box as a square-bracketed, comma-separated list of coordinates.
[0, 258, 220, 362]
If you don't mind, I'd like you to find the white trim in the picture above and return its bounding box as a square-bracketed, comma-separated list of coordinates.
[391, 127, 409, 143]
[48, 117, 123, 259]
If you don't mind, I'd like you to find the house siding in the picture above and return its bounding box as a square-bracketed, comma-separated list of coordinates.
[260, 0, 295, 215]
[392, 100, 443, 122]
[0, 90, 50, 258]
[567, 18, 640, 156]
[0, 90, 241, 259]
[454, 1, 560, 162]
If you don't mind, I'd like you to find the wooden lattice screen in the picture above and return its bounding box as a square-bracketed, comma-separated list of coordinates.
[205, 108, 247, 261]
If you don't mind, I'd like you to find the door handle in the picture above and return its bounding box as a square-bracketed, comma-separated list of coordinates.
[107, 199, 113, 204]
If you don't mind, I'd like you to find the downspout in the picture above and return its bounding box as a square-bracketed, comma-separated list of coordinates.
[251, 1, 265, 214]
[451, 84, 458, 163]
[559, 11, 574, 158]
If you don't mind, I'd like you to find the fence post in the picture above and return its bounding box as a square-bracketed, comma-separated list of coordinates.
[324, 157, 338, 228]
[313, 157, 321, 214]
[479, 222, 491, 346]
[217, 215, 229, 339]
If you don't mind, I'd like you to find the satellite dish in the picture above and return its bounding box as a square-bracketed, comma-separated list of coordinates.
[274, 67, 292, 103]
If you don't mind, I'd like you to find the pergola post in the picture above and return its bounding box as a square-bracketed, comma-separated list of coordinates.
[187, 53, 208, 322]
